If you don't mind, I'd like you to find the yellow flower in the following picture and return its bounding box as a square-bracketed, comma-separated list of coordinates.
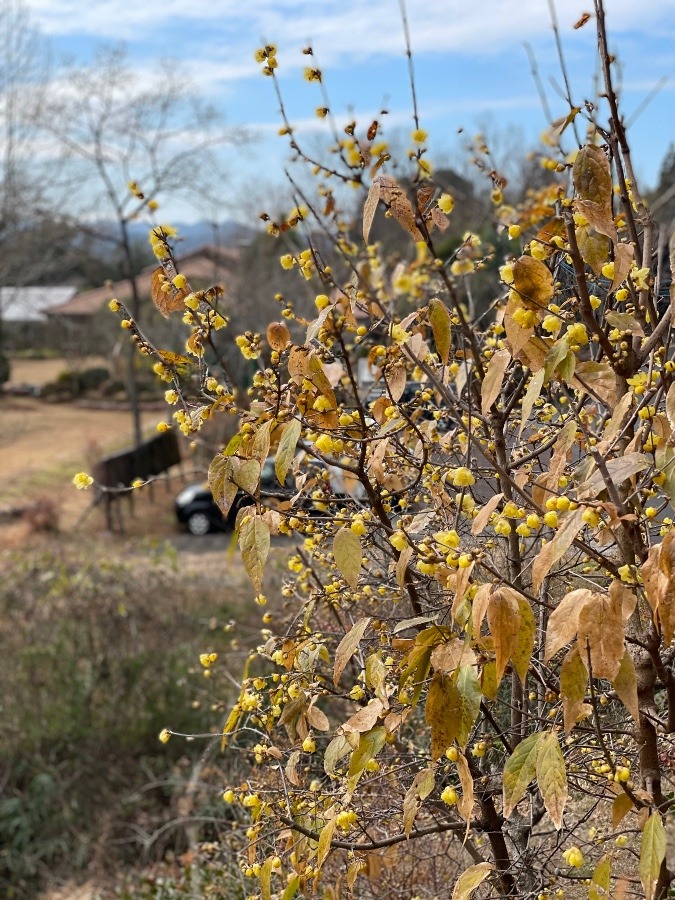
[108, 298, 120, 312]
[312, 395, 332, 412]
[450, 259, 473, 276]
[158, 728, 171, 744]
[172, 273, 187, 290]
[315, 294, 330, 310]
[434, 529, 460, 550]
[452, 467, 475, 487]
[601, 261, 615, 280]
[632, 266, 650, 291]
[542, 314, 561, 334]
[512, 307, 537, 329]
[562, 846, 584, 868]
[389, 530, 408, 551]
[508, 224, 521, 239]
[438, 193, 454, 214]
[529, 240, 548, 260]
[73, 472, 94, 490]
[200, 652, 217, 667]
[280, 253, 295, 269]
[304, 67, 322, 82]
[315, 434, 334, 454]
[566, 322, 588, 345]
[390, 324, 409, 344]
[441, 786, 458, 805]
[316, 106, 329, 118]
[412, 128, 428, 144]
[499, 263, 515, 285]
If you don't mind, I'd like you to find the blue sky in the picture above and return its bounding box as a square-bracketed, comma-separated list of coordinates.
[23, 0, 675, 222]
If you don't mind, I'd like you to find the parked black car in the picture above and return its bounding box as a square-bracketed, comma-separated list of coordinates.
[175, 459, 295, 535]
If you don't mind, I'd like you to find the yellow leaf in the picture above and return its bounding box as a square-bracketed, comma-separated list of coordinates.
[512, 255, 554, 307]
[510, 591, 536, 683]
[425, 672, 461, 759]
[575, 198, 616, 240]
[535, 731, 567, 830]
[532, 508, 584, 594]
[275, 419, 301, 485]
[613, 651, 639, 720]
[605, 310, 644, 337]
[384, 360, 407, 402]
[150, 265, 187, 317]
[577, 588, 624, 680]
[666, 381, 675, 432]
[503, 731, 543, 818]
[612, 791, 634, 829]
[323, 734, 351, 775]
[317, 817, 338, 868]
[403, 767, 435, 837]
[519, 369, 545, 435]
[281, 875, 300, 900]
[239, 515, 270, 592]
[481, 348, 511, 415]
[640, 812, 666, 900]
[610, 242, 634, 293]
[362, 180, 380, 244]
[450, 862, 493, 900]
[577, 224, 610, 275]
[454, 666, 481, 748]
[333, 617, 370, 686]
[456, 751, 474, 824]
[341, 698, 384, 734]
[259, 856, 273, 900]
[377, 175, 422, 240]
[573, 146, 613, 211]
[545, 588, 594, 661]
[208, 454, 238, 517]
[588, 854, 611, 900]
[487, 588, 521, 682]
[348, 725, 387, 782]
[428, 297, 453, 366]
[470, 493, 503, 536]
[480, 659, 498, 700]
[333, 527, 362, 589]
[250, 419, 274, 464]
[560, 644, 590, 733]
[306, 701, 330, 732]
[232, 457, 261, 496]
[577, 452, 649, 501]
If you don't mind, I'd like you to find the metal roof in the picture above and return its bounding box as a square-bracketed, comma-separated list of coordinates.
[0, 286, 77, 322]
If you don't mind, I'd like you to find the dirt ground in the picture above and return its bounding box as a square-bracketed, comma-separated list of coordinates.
[0, 393, 207, 545]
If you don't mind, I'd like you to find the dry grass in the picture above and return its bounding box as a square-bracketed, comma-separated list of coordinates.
[7, 356, 111, 388]
[0, 395, 166, 538]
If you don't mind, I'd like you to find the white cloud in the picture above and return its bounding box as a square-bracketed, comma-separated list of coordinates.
[24, 0, 675, 71]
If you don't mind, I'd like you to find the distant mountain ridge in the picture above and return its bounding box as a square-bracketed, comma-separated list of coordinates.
[89, 219, 257, 254]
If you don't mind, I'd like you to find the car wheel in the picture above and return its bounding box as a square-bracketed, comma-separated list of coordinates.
[187, 512, 212, 536]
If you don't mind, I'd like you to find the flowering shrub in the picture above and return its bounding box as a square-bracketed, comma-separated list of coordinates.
[106, 4, 675, 898]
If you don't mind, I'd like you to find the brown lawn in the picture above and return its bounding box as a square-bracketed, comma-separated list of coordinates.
[0, 394, 188, 542]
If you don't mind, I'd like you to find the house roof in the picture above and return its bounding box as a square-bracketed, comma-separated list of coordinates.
[0, 286, 77, 322]
[46, 244, 240, 318]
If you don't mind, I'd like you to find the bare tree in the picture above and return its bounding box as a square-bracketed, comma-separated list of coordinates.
[39, 46, 244, 443]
